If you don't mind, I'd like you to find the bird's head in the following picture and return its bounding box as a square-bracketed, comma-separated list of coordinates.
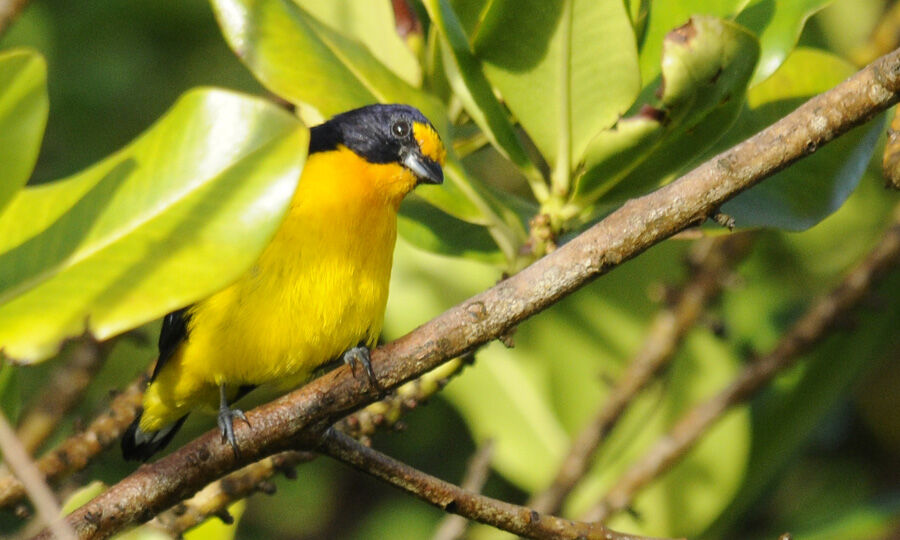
[310, 104, 446, 205]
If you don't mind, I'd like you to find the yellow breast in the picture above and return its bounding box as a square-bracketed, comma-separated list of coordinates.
[177, 146, 416, 387]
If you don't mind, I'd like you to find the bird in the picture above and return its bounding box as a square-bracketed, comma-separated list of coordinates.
[121, 104, 445, 461]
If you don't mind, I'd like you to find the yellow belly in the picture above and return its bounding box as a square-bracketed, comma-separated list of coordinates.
[140, 147, 405, 431]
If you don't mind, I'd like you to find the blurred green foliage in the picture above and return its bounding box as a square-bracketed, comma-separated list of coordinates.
[0, 0, 898, 539]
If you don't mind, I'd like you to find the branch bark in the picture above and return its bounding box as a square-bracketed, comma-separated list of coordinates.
[584, 203, 900, 523]
[320, 429, 673, 540]
[37, 46, 900, 540]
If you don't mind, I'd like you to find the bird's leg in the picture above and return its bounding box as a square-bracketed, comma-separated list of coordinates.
[342, 345, 383, 395]
[217, 384, 249, 459]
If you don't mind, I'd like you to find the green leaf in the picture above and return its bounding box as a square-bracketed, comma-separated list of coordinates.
[636, 0, 747, 86]
[581, 16, 758, 205]
[574, 113, 663, 202]
[737, 0, 833, 84]
[0, 88, 308, 363]
[184, 501, 246, 540]
[211, 0, 440, 123]
[292, 0, 422, 86]
[721, 48, 880, 230]
[211, 0, 490, 226]
[0, 48, 48, 212]
[423, 0, 544, 191]
[472, 0, 640, 172]
[658, 16, 759, 122]
[398, 195, 503, 264]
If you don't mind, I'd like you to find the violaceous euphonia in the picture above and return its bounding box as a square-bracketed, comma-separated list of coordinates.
[121, 104, 445, 461]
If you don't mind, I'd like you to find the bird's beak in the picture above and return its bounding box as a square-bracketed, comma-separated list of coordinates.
[403, 151, 444, 185]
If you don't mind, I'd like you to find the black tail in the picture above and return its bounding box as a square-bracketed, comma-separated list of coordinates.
[121, 409, 188, 461]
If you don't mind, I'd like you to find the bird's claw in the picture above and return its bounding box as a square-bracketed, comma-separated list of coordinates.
[342, 346, 383, 395]
[217, 405, 249, 459]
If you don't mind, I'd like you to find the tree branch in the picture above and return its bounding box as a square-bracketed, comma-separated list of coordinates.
[155, 358, 468, 535]
[0, 379, 143, 510]
[431, 440, 494, 540]
[16, 336, 112, 455]
[584, 202, 900, 523]
[319, 429, 675, 540]
[529, 233, 753, 515]
[37, 46, 900, 540]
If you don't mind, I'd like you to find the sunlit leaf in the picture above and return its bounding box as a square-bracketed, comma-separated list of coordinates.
[0, 88, 308, 363]
[423, 0, 542, 185]
[211, 0, 490, 226]
[721, 48, 880, 230]
[292, 0, 422, 86]
[636, 0, 746, 86]
[472, 0, 640, 170]
[737, 0, 833, 84]
[184, 501, 246, 540]
[0, 48, 48, 212]
[581, 16, 758, 205]
[211, 0, 440, 123]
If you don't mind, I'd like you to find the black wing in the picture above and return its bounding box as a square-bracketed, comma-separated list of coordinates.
[151, 307, 191, 381]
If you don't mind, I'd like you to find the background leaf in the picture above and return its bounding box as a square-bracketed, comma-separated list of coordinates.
[472, 0, 641, 171]
[0, 48, 48, 212]
[0, 88, 307, 362]
[293, 0, 422, 86]
[721, 48, 880, 230]
[737, 0, 834, 84]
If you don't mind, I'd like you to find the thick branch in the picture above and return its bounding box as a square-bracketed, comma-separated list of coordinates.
[584, 203, 900, 522]
[320, 429, 673, 540]
[40, 47, 900, 540]
[529, 234, 753, 515]
[157, 358, 466, 535]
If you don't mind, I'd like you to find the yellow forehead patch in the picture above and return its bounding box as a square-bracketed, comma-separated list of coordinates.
[413, 122, 446, 166]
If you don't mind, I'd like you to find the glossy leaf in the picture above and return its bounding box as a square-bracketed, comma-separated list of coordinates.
[211, 0, 489, 226]
[292, 0, 422, 86]
[737, 0, 834, 84]
[0, 48, 48, 212]
[423, 0, 542, 185]
[636, 0, 746, 86]
[211, 0, 440, 123]
[721, 49, 880, 230]
[0, 88, 308, 363]
[579, 16, 758, 205]
[472, 0, 641, 170]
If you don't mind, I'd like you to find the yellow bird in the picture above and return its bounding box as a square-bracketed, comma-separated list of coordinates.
[122, 104, 445, 460]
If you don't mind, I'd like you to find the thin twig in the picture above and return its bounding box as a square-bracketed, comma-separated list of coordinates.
[529, 233, 753, 515]
[320, 428, 677, 540]
[584, 203, 900, 523]
[0, 410, 74, 540]
[37, 46, 900, 540]
[432, 440, 495, 540]
[16, 336, 112, 455]
[0, 379, 143, 510]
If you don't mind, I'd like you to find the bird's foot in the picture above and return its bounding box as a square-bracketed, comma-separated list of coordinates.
[217, 404, 250, 459]
[342, 346, 383, 395]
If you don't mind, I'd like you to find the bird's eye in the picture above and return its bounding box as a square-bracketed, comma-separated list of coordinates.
[391, 120, 411, 138]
